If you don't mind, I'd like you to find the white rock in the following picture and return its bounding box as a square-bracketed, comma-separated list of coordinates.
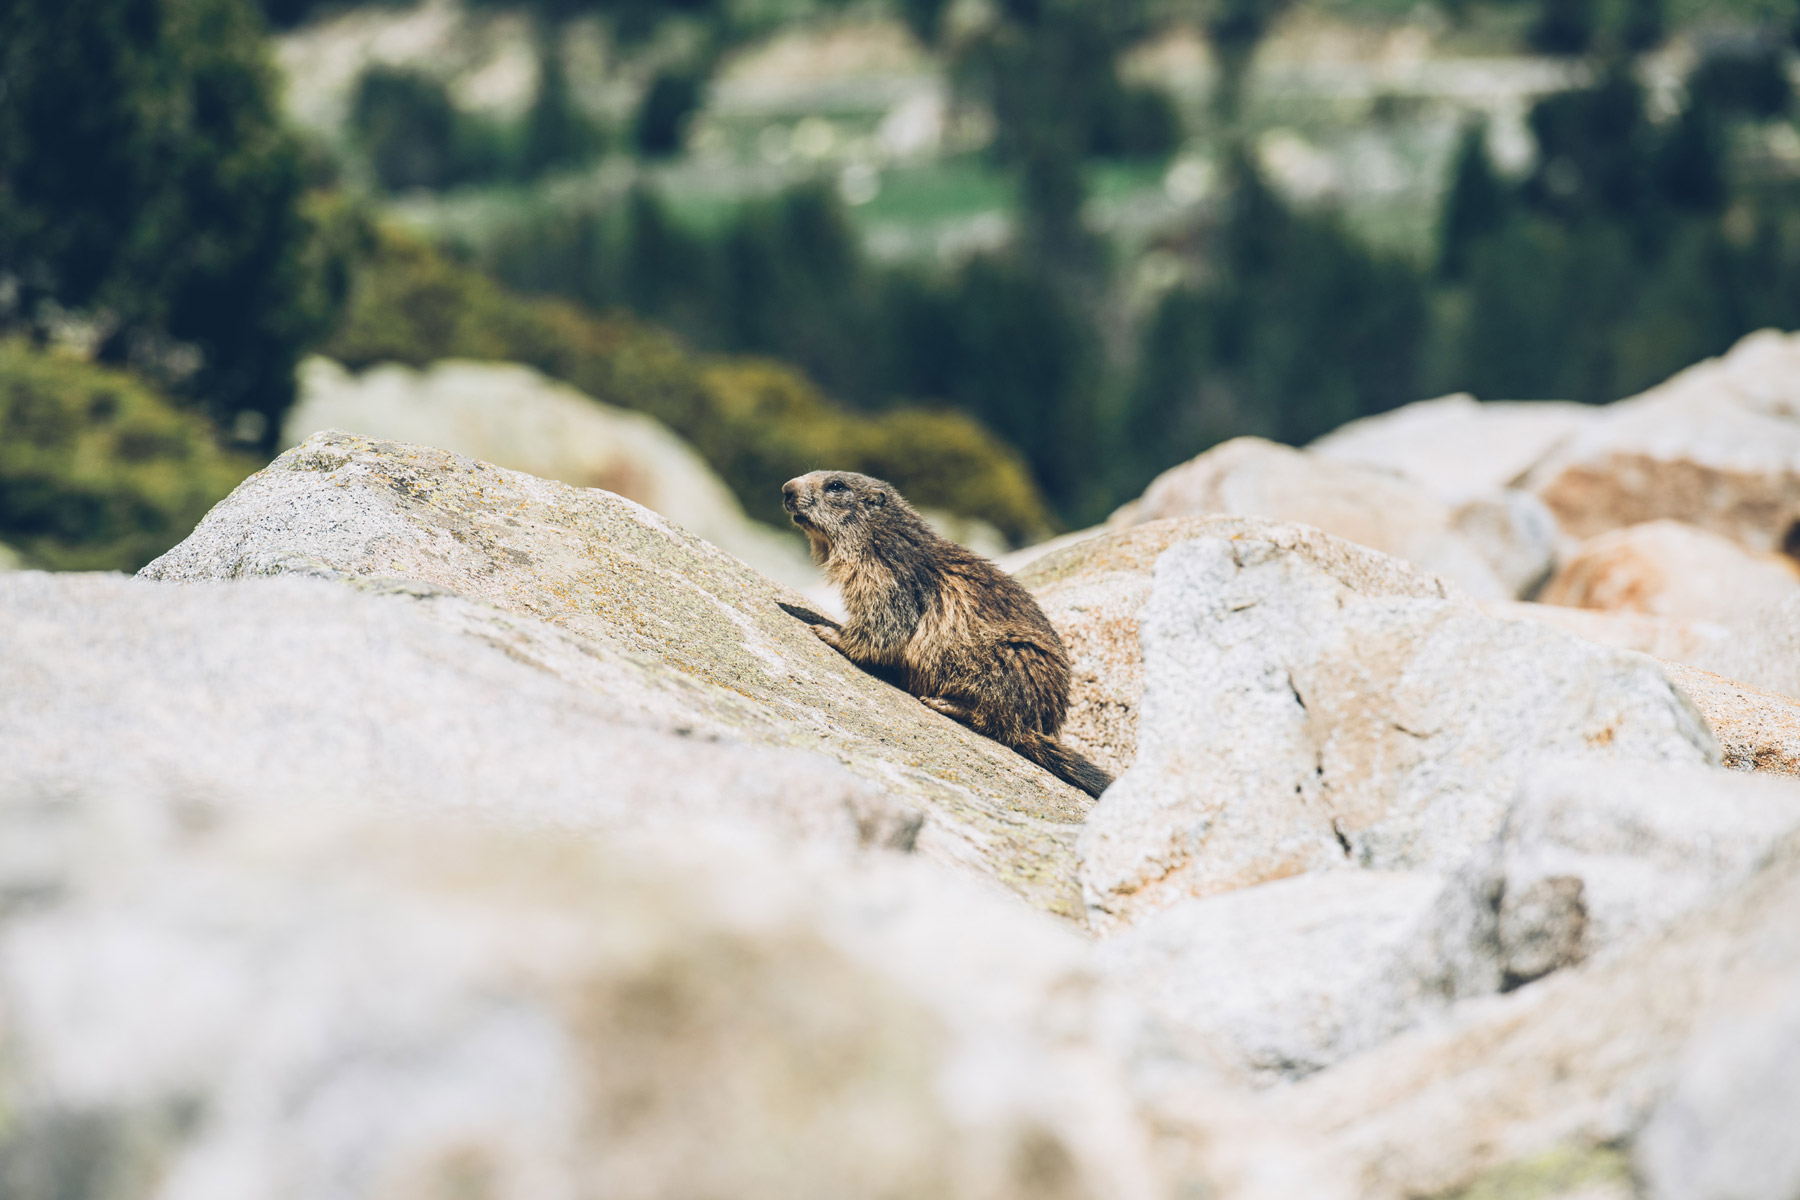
[1311, 392, 1597, 506]
[1222, 827, 1800, 1200]
[1449, 489, 1560, 598]
[0, 570, 917, 853]
[285, 357, 821, 592]
[0, 788, 1163, 1200]
[1539, 519, 1800, 622]
[919, 508, 1010, 559]
[1636, 969, 1800, 1200]
[1113, 436, 1519, 599]
[1460, 760, 1800, 983]
[1528, 328, 1800, 550]
[1096, 871, 1450, 1082]
[1483, 605, 1800, 774]
[142, 432, 1098, 918]
[1086, 742, 1800, 1091]
[1079, 534, 1719, 927]
[1019, 516, 1463, 781]
[1693, 592, 1800, 703]
[1487, 601, 1732, 666]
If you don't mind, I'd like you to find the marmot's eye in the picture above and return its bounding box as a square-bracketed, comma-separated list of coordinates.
[824, 479, 849, 494]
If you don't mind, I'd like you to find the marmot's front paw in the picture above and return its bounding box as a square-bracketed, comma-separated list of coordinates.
[811, 623, 844, 650]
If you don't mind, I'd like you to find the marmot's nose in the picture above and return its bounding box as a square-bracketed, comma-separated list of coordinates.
[782, 479, 802, 510]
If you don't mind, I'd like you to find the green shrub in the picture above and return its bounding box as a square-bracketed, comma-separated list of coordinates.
[0, 343, 257, 571]
[322, 233, 1054, 542]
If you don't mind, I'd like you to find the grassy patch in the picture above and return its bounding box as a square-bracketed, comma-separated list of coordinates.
[1432, 1144, 1634, 1200]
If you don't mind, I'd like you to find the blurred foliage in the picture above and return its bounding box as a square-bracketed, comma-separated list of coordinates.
[1438, 120, 1510, 278]
[349, 67, 514, 191]
[464, 0, 734, 160]
[1436, 48, 1800, 402]
[255, 0, 405, 27]
[521, 33, 610, 175]
[0, 0, 349, 450]
[347, 59, 603, 191]
[15, 0, 1800, 560]
[1527, 0, 1599, 55]
[480, 182, 1111, 520]
[1206, 0, 1296, 115]
[1686, 36, 1792, 119]
[634, 70, 707, 158]
[323, 231, 1053, 539]
[0, 342, 256, 571]
[453, 7, 1800, 522]
[1127, 153, 1430, 469]
[948, 0, 1180, 278]
[953, 1, 1183, 167]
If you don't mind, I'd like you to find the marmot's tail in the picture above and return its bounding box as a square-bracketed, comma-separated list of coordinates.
[1013, 733, 1114, 798]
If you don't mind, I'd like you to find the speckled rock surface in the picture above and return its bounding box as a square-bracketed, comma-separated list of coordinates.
[1691, 591, 1800, 703]
[286, 357, 822, 592]
[1079, 535, 1719, 928]
[141, 432, 1094, 917]
[1658, 661, 1800, 776]
[1, 571, 918, 851]
[1019, 516, 1462, 776]
[20, 428, 1800, 1200]
[1479, 605, 1800, 776]
[1485, 601, 1731, 667]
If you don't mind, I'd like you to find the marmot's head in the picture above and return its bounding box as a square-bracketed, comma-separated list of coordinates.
[782, 470, 916, 562]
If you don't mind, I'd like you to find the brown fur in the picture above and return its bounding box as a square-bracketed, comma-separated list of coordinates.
[782, 470, 1113, 798]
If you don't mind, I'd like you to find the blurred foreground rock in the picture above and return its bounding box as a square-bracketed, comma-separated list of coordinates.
[1222, 822, 1800, 1200]
[0, 782, 1157, 1199]
[11, 429, 1800, 1200]
[1097, 749, 1800, 1085]
[285, 357, 821, 592]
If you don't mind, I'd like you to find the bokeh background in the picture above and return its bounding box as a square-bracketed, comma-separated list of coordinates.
[5, 0, 1800, 567]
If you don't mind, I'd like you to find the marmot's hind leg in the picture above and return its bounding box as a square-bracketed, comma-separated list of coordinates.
[920, 695, 975, 724]
[921, 694, 1026, 744]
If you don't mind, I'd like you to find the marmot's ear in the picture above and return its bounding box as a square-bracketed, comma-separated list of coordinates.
[868, 490, 886, 506]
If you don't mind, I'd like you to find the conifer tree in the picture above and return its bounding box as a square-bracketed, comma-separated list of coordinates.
[0, 0, 336, 447]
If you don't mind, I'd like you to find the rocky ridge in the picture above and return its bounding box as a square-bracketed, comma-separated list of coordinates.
[9, 411, 1800, 1198]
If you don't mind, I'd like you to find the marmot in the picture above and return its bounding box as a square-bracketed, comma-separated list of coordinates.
[783, 470, 1113, 798]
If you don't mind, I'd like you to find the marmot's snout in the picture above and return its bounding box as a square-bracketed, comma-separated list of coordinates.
[783, 471, 862, 529]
